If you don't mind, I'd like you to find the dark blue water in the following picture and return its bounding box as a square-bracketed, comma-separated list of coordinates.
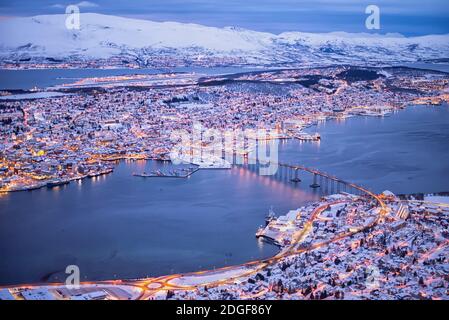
[400, 62, 449, 73]
[0, 67, 265, 90]
[0, 161, 316, 285]
[1, 64, 447, 90]
[280, 105, 449, 194]
[0, 105, 448, 285]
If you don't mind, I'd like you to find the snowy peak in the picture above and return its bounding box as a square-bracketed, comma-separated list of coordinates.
[0, 13, 271, 55]
[1, 13, 448, 66]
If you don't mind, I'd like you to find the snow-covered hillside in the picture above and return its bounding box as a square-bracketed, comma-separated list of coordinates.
[0, 13, 448, 67]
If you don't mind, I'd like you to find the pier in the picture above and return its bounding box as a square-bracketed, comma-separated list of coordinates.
[133, 167, 199, 179]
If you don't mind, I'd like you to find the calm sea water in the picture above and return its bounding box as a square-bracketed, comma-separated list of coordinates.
[400, 62, 449, 73]
[280, 105, 449, 194]
[0, 63, 447, 90]
[0, 105, 448, 285]
[0, 161, 318, 285]
[0, 67, 264, 90]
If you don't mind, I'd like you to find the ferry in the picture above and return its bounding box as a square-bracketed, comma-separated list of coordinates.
[87, 168, 113, 178]
[265, 206, 276, 225]
[295, 132, 321, 141]
[256, 207, 277, 238]
[46, 179, 70, 188]
[255, 225, 265, 238]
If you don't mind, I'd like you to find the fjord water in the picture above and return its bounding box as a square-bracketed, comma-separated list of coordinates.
[280, 105, 449, 194]
[1, 105, 449, 285]
[0, 63, 447, 90]
[0, 67, 263, 90]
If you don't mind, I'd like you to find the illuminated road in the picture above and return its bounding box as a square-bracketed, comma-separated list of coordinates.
[129, 167, 390, 299]
[0, 164, 390, 300]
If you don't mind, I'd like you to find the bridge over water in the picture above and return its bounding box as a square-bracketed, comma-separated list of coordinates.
[236, 158, 368, 197]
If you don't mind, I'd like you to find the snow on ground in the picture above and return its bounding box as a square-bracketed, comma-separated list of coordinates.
[424, 196, 449, 205]
[0, 13, 271, 57]
[168, 267, 256, 287]
[0, 13, 448, 63]
[15, 284, 143, 300]
[0, 92, 69, 100]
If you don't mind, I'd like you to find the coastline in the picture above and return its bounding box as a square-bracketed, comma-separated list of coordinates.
[2, 101, 445, 194]
[0, 167, 387, 289]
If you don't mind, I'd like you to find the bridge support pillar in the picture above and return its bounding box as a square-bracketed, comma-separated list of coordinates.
[290, 168, 301, 183]
[310, 173, 320, 188]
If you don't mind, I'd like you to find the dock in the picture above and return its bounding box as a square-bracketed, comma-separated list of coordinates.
[133, 167, 199, 179]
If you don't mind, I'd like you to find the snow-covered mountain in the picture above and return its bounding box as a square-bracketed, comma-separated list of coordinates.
[0, 13, 448, 67]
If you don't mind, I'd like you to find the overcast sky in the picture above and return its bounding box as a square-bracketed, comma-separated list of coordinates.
[0, 0, 448, 35]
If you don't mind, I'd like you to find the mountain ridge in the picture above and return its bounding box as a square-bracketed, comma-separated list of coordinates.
[1, 13, 448, 67]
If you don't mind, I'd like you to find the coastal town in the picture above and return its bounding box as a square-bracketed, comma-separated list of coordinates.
[1, 190, 448, 300]
[1, 0, 449, 307]
[1, 66, 448, 192]
[170, 193, 449, 300]
[1, 64, 449, 300]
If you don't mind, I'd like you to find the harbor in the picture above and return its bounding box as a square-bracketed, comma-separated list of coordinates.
[2, 104, 448, 285]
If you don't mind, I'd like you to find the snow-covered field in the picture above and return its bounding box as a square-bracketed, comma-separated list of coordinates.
[168, 267, 256, 287]
[0, 92, 69, 100]
[424, 196, 449, 205]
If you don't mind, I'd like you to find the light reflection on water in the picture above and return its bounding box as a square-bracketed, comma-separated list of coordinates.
[0, 104, 448, 285]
